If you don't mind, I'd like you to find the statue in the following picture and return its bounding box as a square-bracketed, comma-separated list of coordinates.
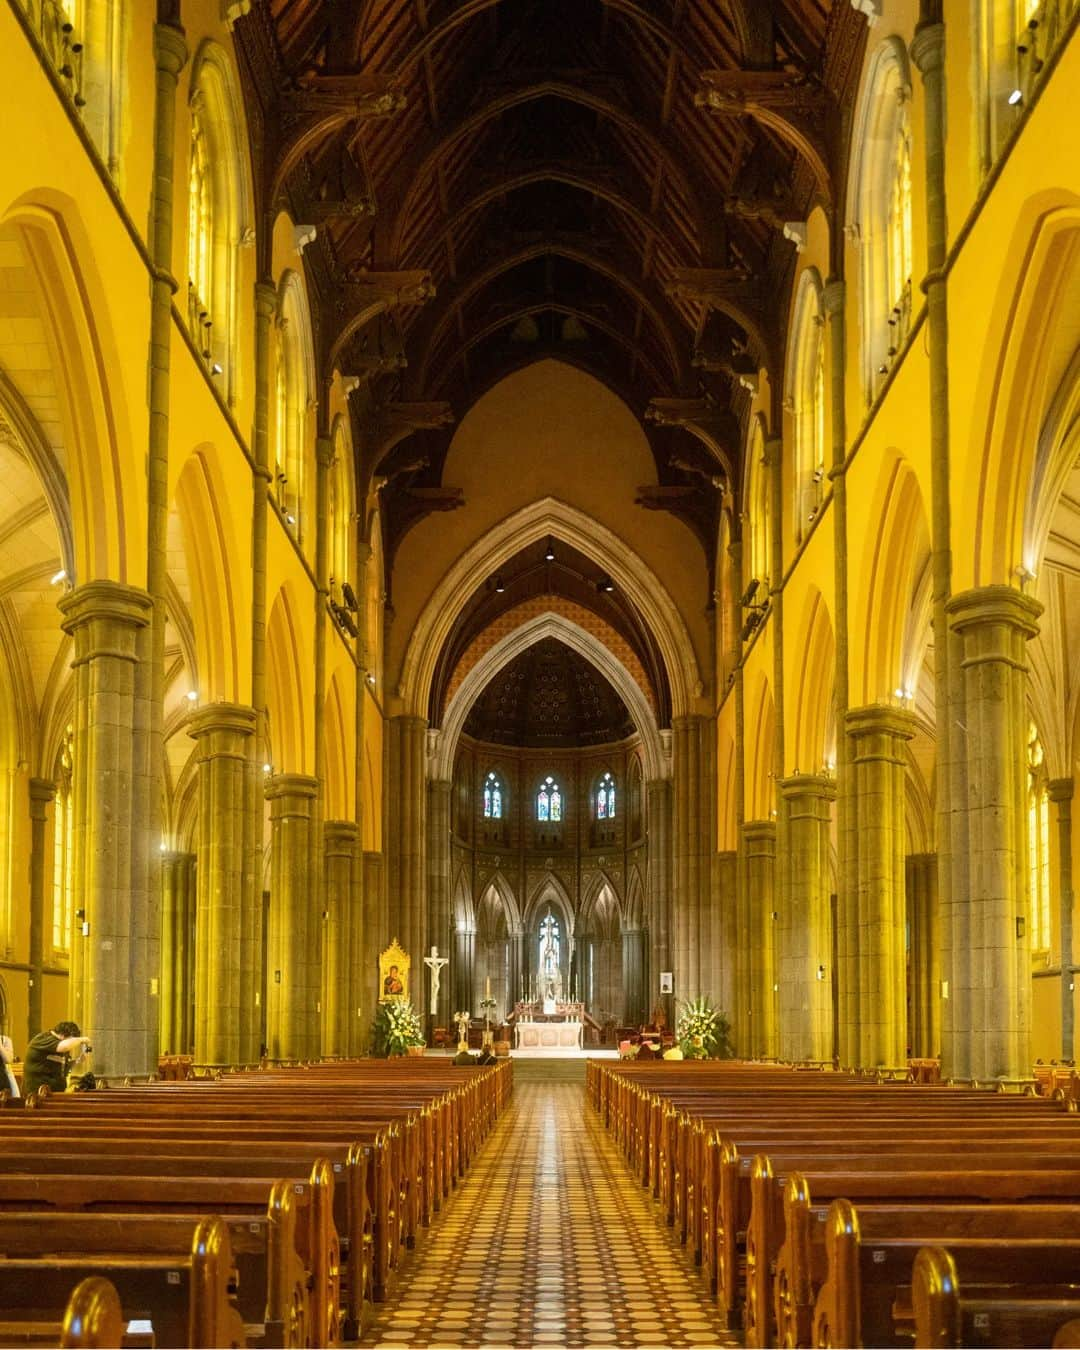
[423, 945, 449, 1017]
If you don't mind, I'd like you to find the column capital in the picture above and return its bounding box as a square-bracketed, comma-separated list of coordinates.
[153, 22, 188, 78]
[1049, 778, 1075, 804]
[779, 772, 837, 802]
[255, 280, 278, 317]
[316, 435, 335, 470]
[187, 701, 257, 750]
[741, 818, 777, 851]
[160, 848, 194, 867]
[846, 702, 918, 742]
[325, 819, 361, 855]
[822, 278, 845, 315]
[910, 22, 945, 77]
[28, 778, 56, 811]
[266, 773, 319, 816]
[946, 585, 1042, 639]
[59, 580, 153, 645]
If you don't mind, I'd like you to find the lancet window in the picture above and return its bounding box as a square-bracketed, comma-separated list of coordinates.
[787, 268, 826, 540]
[51, 730, 73, 957]
[537, 776, 562, 822]
[596, 771, 616, 820]
[1028, 723, 1052, 956]
[483, 772, 504, 820]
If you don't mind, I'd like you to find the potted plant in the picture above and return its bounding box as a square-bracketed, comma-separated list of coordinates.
[373, 999, 426, 1057]
[675, 996, 733, 1060]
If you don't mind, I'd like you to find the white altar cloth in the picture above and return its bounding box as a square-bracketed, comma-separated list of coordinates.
[514, 1022, 583, 1054]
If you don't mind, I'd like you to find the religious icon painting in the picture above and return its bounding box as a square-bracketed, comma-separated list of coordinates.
[379, 938, 411, 1003]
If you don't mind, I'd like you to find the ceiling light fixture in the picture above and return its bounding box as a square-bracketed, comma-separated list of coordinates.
[544, 538, 555, 562]
[494, 575, 505, 593]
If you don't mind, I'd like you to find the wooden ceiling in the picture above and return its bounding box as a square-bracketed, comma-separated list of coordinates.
[235, 0, 865, 572]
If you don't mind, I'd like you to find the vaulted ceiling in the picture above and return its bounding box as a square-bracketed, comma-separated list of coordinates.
[234, 0, 866, 564]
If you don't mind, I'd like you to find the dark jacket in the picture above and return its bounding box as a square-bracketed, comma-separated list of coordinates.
[21, 1032, 70, 1095]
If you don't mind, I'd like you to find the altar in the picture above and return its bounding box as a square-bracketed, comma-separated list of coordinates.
[514, 1020, 584, 1054]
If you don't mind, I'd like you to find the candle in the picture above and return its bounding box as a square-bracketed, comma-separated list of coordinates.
[485, 976, 491, 999]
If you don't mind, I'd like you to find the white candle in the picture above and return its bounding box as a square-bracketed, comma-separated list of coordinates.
[485, 976, 491, 998]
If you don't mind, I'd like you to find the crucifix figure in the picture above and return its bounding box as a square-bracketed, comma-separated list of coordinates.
[423, 945, 449, 1017]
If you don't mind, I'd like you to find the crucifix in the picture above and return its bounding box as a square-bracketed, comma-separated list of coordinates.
[423, 945, 449, 1017]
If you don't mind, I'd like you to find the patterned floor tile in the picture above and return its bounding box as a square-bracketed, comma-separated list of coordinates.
[360, 1078, 738, 1349]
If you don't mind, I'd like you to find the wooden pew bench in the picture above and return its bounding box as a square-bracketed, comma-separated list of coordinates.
[912, 1244, 1080, 1350]
[0, 1216, 244, 1350]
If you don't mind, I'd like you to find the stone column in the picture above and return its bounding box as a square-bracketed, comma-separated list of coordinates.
[576, 930, 594, 1011]
[944, 587, 1041, 1079]
[778, 775, 836, 1062]
[323, 820, 360, 1058]
[646, 777, 673, 1018]
[59, 581, 153, 1076]
[622, 927, 647, 1025]
[906, 852, 940, 1058]
[265, 773, 319, 1060]
[508, 927, 525, 1011]
[845, 704, 916, 1069]
[741, 820, 777, 1057]
[159, 850, 196, 1055]
[359, 851, 383, 1050]
[426, 778, 453, 1030]
[27, 778, 54, 1042]
[672, 716, 713, 999]
[716, 850, 737, 1019]
[188, 703, 255, 1066]
[1050, 780, 1075, 1063]
[454, 925, 476, 1018]
[387, 716, 427, 971]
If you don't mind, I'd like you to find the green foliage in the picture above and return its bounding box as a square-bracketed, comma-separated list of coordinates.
[373, 999, 426, 1057]
[676, 996, 733, 1060]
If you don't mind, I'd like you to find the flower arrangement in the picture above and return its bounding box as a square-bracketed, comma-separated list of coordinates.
[675, 996, 732, 1060]
[373, 999, 426, 1057]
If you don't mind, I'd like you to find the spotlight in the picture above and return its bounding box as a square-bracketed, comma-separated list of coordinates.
[50, 569, 66, 585]
[740, 578, 760, 608]
[596, 576, 614, 593]
[342, 582, 359, 612]
[262, 763, 272, 774]
[544, 538, 555, 562]
[366, 672, 377, 686]
[186, 689, 198, 703]
[1008, 87, 1023, 105]
[494, 575, 505, 593]
[286, 513, 296, 525]
[211, 362, 223, 375]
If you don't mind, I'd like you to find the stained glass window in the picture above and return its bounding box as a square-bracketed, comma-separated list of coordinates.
[483, 771, 503, 820]
[597, 771, 616, 820]
[538, 776, 560, 822]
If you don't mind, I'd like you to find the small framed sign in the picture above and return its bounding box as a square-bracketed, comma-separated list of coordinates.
[659, 971, 674, 995]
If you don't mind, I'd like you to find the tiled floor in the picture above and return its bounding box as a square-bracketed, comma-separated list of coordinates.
[362, 1074, 736, 1349]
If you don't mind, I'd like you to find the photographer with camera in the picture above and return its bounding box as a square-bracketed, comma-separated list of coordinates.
[22, 1021, 92, 1096]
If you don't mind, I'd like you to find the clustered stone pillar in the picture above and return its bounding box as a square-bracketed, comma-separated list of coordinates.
[426, 778, 452, 1030]
[188, 703, 255, 1066]
[944, 587, 1041, 1080]
[359, 851, 384, 1047]
[265, 773, 319, 1060]
[387, 716, 427, 972]
[673, 716, 712, 999]
[646, 776, 673, 1019]
[621, 926, 647, 1025]
[323, 820, 360, 1057]
[1050, 779, 1075, 1063]
[778, 775, 836, 1062]
[844, 704, 915, 1068]
[159, 850, 195, 1055]
[454, 925, 475, 1019]
[741, 820, 777, 1057]
[906, 852, 940, 1059]
[27, 778, 54, 1042]
[59, 581, 154, 1076]
[715, 850, 736, 1017]
[509, 928, 525, 1010]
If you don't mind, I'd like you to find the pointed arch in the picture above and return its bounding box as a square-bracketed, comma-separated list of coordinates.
[432, 611, 667, 781]
[273, 268, 316, 544]
[400, 496, 699, 721]
[172, 448, 242, 703]
[785, 267, 827, 541]
[790, 586, 836, 775]
[323, 667, 354, 820]
[746, 672, 776, 821]
[266, 583, 310, 773]
[476, 870, 521, 932]
[525, 872, 576, 935]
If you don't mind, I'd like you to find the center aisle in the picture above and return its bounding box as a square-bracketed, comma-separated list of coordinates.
[363, 1063, 736, 1348]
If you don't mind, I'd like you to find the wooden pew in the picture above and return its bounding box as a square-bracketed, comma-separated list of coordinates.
[912, 1244, 1080, 1350]
[0, 1216, 245, 1349]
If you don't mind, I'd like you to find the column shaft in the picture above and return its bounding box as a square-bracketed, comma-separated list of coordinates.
[387, 716, 427, 970]
[906, 852, 940, 1058]
[426, 778, 452, 1029]
[1050, 779, 1075, 1063]
[742, 820, 777, 1057]
[159, 850, 196, 1055]
[27, 778, 54, 1042]
[673, 715, 712, 999]
[189, 703, 256, 1065]
[265, 773, 319, 1060]
[646, 777, 673, 1020]
[622, 927, 646, 1025]
[778, 775, 836, 1061]
[945, 586, 1041, 1078]
[846, 704, 916, 1068]
[59, 581, 154, 1075]
[323, 820, 360, 1057]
